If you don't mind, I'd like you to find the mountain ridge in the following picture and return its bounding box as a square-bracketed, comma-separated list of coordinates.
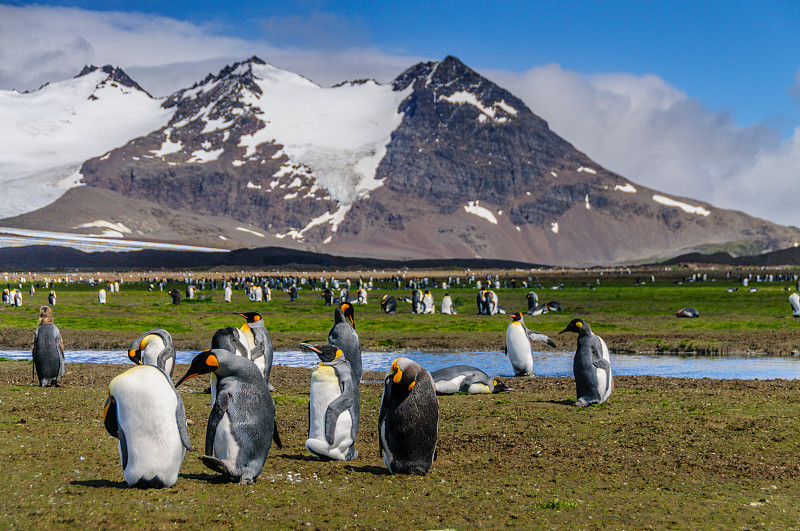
[1, 56, 798, 267]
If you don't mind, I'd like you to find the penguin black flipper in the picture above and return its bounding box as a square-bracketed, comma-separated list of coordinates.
[323, 370, 355, 446]
[525, 327, 557, 348]
[103, 396, 119, 438]
[205, 392, 229, 456]
[118, 424, 129, 470]
[173, 387, 193, 452]
[57, 337, 65, 380]
[593, 358, 611, 372]
[377, 376, 391, 457]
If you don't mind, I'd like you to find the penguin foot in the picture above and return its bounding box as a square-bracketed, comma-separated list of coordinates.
[199, 455, 227, 474]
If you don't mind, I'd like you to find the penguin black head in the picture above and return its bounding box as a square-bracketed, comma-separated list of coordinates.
[389, 357, 420, 392]
[176, 350, 221, 387]
[237, 311, 262, 323]
[510, 311, 523, 322]
[560, 318, 591, 335]
[300, 343, 343, 363]
[336, 302, 355, 329]
[492, 378, 511, 393]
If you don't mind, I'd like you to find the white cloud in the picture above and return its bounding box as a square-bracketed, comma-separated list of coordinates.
[487, 64, 800, 226]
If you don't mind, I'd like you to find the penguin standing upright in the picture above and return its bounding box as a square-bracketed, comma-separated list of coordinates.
[441, 293, 457, 315]
[790, 292, 800, 317]
[13, 289, 22, 306]
[422, 290, 435, 314]
[411, 289, 423, 314]
[176, 349, 282, 484]
[378, 357, 438, 475]
[224, 285, 232, 303]
[321, 288, 333, 306]
[98, 289, 106, 304]
[560, 318, 613, 407]
[128, 328, 176, 378]
[329, 303, 361, 384]
[300, 343, 358, 461]
[31, 306, 65, 387]
[48, 290, 56, 306]
[288, 284, 299, 301]
[168, 289, 181, 304]
[237, 312, 274, 385]
[104, 365, 192, 488]
[381, 294, 397, 313]
[356, 288, 367, 305]
[505, 312, 557, 376]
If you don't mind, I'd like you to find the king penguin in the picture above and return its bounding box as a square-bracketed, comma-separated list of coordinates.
[176, 349, 282, 484]
[48, 290, 57, 306]
[329, 303, 362, 384]
[300, 343, 359, 461]
[560, 318, 613, 407]
[431, 365, 509, 395]
[237, 312, 274, 385]
[378, 357, 439, 475]
[440, 293, 457, 315]
[381, 294, 397, 313]
[422, 290, 435, 314]
[790, 292, 800, 317]
[31, 306, 65, 387]
[128, 328, 176, 378]
[505, 311, 556, 376]
[103, 365, 192, 488]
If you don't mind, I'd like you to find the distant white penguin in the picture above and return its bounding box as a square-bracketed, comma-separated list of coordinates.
[790, 292, 800, 317]
[224, 285, 233, 303]
[98, 289, 107, 304]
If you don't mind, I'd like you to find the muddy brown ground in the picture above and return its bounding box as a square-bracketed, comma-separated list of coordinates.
[1, 360, 799, 529]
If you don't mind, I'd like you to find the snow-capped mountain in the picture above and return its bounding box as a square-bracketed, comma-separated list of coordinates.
[0, 65, 169, 218]
[2, 56, 799, 266]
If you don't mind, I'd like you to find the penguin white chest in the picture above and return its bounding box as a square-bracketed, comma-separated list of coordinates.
[213, 412, 240, 464]
[306, 365, 353, 460]
[434, 375, 465, 394]
[506, 322, 533, 375]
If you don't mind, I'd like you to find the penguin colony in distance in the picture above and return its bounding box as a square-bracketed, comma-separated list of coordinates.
[505, 312, 557, 376]
[177, 349, 282, 484]
[104, 365, 192, 488]
[31, 306, 65, 387]
[560, 318, 613, 407]
[431, 365, 509, 395]
[128, 328, 176, 378]
[378, 357, 439, 475]
[301, 343, 359, 461]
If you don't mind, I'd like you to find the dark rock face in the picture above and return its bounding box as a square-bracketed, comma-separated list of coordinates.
[80, 57, 339, 238]
[73, 55, 800, 265]
[76, 65, 152, 97]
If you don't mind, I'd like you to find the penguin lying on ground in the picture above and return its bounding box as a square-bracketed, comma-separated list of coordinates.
[560, 318, 613, 407]
[675, 307, 700, 318]
[381, 294, 397, 313]
[300, 343, 359, 461]
[505, 312, 557, 376]
[177, 349, 281, 484]
[431, 365, 510, 394]
[378, 358, 439, 475]
[104, 365, 192, 488]
[128, 328, 176, 378]
[32, 306, 65, 387]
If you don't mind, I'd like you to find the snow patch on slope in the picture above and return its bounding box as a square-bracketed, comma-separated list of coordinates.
[438, 91, 517, 124]
[237, 64, 410, 204]
[652, 195, 711, 216]
[275, 204, 352, 241]
[464, 201, 498, 224]
[615, 183, 637, 193]
[0, 69, 169, 218]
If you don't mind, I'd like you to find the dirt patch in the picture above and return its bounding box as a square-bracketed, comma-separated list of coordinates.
[2, 360, 799, 529]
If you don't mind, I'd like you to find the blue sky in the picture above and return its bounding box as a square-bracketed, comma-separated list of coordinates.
[2, 1, 800, 225]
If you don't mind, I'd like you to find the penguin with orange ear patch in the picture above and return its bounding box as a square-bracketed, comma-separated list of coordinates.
[560, 318, 613, 407]
[176, 349, 281, 484]
[378, 357, 438, 475]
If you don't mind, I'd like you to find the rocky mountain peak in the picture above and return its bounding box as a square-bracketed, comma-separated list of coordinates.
[75, 64, 152, 97]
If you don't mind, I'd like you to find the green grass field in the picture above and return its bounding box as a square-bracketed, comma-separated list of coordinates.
[0, 267, 798, 353]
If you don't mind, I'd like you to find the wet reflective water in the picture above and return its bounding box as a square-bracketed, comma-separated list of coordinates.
[4, 349, 798, 380]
